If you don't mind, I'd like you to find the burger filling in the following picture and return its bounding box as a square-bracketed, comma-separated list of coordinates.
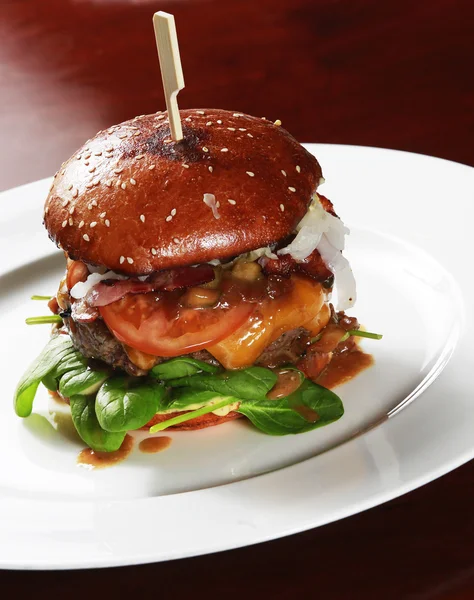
[14, 194, 380, 452]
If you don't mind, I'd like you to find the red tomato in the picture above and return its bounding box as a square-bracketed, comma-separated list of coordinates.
[66, 260, 89, 290]
[99, 291, 255, 357]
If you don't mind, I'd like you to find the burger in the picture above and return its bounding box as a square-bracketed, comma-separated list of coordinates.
[14, 109, 379, 453]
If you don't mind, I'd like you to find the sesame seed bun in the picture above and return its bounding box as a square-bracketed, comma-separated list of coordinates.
[44, 109, 322, 274]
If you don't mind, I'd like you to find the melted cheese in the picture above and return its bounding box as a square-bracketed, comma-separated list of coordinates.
[208, 276, 331, 369]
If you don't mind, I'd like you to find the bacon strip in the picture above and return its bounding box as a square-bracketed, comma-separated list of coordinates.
[260, 248, 334, 285]
[86, 264, 215, 307]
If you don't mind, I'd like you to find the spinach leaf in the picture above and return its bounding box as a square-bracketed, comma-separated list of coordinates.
[167, 366, 277, 400]
[168, 388, 238, 411]
[14, 335, 75, 417]
[70, 395, 126, 452]
[95, 376, 166, 432]
[151, 357, 220, 380]
[237, 378, 344, 435]
[58, 368, 108, 397]
[150, 397, 237, 433]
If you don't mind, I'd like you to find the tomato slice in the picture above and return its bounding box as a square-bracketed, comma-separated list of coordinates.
[99, 291, 255, 357]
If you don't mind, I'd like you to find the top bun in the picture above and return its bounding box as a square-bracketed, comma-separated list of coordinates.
[44, 109, 323, 274]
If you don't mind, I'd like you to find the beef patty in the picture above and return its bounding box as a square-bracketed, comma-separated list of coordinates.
[63, 316, 311, 376]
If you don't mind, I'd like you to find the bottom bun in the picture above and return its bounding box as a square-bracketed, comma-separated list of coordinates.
[144, 411, 243, 431]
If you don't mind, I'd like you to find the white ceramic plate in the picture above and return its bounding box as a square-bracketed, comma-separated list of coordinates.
[0, 144, 472, 570]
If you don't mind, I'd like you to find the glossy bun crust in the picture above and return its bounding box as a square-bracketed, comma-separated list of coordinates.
[144, 410, 243, 431]
[44, 109, 322, 274]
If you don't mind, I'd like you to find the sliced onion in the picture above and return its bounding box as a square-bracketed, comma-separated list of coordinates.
[317, 236, 356, 310]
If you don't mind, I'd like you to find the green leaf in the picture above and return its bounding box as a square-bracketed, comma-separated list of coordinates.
[151, 357, 220, 380]
[167, 388, 231, 411]
[149, 398, 236, 433]
[167, 366, 277, 400]
[237, 378, 344, 435]
[14, 335, 75, 417]
[70, 395, 126, 452]
[59, 368, 108, 397]
[95, 376, 167, 432]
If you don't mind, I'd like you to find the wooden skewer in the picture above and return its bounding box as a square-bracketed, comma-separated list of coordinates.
[153, 11, 185, 142]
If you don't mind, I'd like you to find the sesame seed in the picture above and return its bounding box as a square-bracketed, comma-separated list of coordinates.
[78, 221, 84, 228]
[83, 234, 90, 242]
[62, 220, 67, 228]
[69, 206, 75, 215]
[185, 117, 192, 122]
[105, 180, 112, 187]
[166, 215, 172, 222]
[182, 164, 189, 169]
[202, 147, 209, 153]
[135, 155, 144, 160]
[99, 211, 106, 218]
[140, 214, 145, 223]
[221, 148, 229, 152]
[76, 155, 81, 160]
[246, 171, 255, 177]
[206, 121, 212, 126]
[94, 151, 102, 156]
[233, 113, 243, 117]
[288, 186, 296, 192]
[114, 168, 123, 174]
[84, 161, 90, 166]
[87, 203, 93, 210]
[105, 146, 113, 152]
[247, 133, 254, 138]
[72, 189, 78, 198]
[227, 127, 236, 131]
[173, 237, 179, 244]
[105, 219, 110, 227]
[120, 256, 125, 264]
[216, 201, 220, 208]
[281, 170, 287, 176]
[45, 206, 49, 214]
[121, 183, 127, 190]
[116, 180, 121, 187]
[67, 183, 73, 191]
[171, 208, 177, 216]
[68, 218, 73, 226]
[61, 169, 65, 175]
[93, 179, 101, 186]
[239, 128, 247, 131]
[88, 166, 96, 173]
[208, 166, 213, 173]
[280, 204, 285, 212]
[127, 257, 134, 264]
[296, 165, 301, 173]
[149, 165, 155, 170]
[217, 120, 222, 124]
[151, 248, 157, 255]
[228, 199, 236, 205]
[62, 199, 69, 207]
[130, 178, 136, 185]
[274, 119, 282, 126]
[85, 183, 93, 189]
[196, 110, 205, 115]
[84, 153, 91, 160]
[157, 114, 165, 120]
[118, 133, 128, 139]
[90, 221, 97, 228]
[91, 200, 97, 206]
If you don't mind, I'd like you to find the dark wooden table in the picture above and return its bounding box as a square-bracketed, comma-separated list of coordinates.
[2, 0, 474, 597]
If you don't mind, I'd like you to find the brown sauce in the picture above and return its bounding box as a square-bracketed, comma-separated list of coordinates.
[267, 369, 303, 399]
[318, 350, 374, 389]
[289, 401, 320, 423]
[77, 434, 134, 469]
[139, 436, 172, 454]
